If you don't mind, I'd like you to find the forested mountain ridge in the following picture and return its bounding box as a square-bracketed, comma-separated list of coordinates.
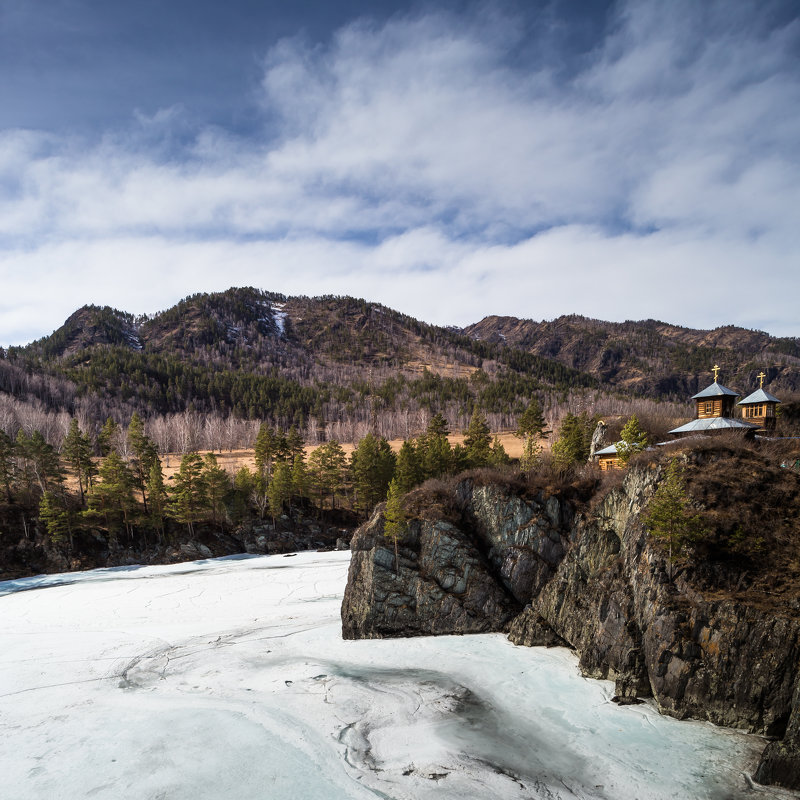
[466, 314, 800, 397]
[3, 288, 799, 447]
[1, 288, 597, 439]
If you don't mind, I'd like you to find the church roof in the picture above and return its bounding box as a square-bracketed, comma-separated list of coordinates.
[738, 388, 781, 405]
[594, 443, 619, 456]
[691, 381, 739, 400]
[669, 417, 759, 434]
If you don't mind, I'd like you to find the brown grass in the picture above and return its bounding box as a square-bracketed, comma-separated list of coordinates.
[633, 436, 800, 609]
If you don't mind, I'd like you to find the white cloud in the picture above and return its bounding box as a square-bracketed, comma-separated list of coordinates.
[1, 0, 799, 344]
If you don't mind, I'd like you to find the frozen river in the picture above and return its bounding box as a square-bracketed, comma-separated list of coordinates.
[0, 551, 785, 799]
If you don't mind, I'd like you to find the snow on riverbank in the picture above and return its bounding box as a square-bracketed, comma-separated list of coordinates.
[0, 552, 781, 799]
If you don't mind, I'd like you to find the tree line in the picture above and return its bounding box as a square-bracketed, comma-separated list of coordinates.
[1, 401, 556, 553]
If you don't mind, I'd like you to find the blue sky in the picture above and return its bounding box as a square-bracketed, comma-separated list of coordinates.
[1, 0, 799, 346]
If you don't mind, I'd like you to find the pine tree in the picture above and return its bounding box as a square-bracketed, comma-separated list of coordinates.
[394, 440, 422, 494]
[98, 417, 120, 457]
[285, 426, 306, 467]
[451, 442, 469, 474]
[551, 412, 596, 471]
[489, 437, 510, 466]
[516, 397, 548, 440]
[418, 415, 453, 480]
[254, 424, 278, 480]
[290, 454, 308, 504]
[427, 413, 450, 438]
[202, 453, 230, 530]
[169, 452, 206, 536]
[383, 478, 406, 574]
[146, 458, 168, 542]
[351, 433, 396, 517]
[267, 461, 293, 525]
[39, 490, 70, 547]
[617, 415, 649, 465]
[520, 437, 542, 471]
[127, 413, 159, 512]
[88, 451, 135, 543]
[643, 459, 708, 579]
[231, 465, 255, 523]
[516, 397, 548, 470]
[308, 440, 348, 514]
[463, 410, 492, 468]
[62, 420, 85, 503]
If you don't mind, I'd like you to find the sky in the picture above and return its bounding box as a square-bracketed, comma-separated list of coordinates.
[1, 0, 799, 346]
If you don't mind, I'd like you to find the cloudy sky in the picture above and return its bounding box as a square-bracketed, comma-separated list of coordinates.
[1, 0, 799, 346]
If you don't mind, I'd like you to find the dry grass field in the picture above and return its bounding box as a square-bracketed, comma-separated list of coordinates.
[154, 431, 543, 480]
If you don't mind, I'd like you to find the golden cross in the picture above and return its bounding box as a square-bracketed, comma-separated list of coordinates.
[712, 364, 720, 382]
[758, 371, 766, 389]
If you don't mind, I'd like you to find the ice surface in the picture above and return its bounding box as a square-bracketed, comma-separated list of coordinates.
[1, 552, 788, 800]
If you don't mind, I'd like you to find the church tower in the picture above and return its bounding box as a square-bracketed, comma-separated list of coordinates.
[738, 372, 780, 433]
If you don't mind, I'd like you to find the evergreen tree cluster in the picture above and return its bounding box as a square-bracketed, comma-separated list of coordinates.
[551, 411, 599, 471]
[0, 401, 527, 559]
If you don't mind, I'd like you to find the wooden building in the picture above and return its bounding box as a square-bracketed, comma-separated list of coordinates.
[738, 372, 780, 433]
[595, 443, 621, 471]
[669, 365, 759, 436]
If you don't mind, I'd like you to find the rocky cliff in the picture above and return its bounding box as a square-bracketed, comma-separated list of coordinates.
[341, 452, 800, 791]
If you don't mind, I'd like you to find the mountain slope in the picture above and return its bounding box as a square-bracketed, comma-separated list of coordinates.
[3, 288, 596, 428]
[465, 314, 800, 397]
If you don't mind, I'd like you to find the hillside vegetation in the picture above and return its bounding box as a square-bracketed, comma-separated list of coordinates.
[466, 314, 800, 397]
[3, 287, 797, 456]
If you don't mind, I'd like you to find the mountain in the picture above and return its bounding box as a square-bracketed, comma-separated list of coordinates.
[465, 314, 800, 398]
[3, 290, 799, 441]
[2, 288, 595, 432]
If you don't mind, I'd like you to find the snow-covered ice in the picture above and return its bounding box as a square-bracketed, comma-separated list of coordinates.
[0, 552, 784, 800]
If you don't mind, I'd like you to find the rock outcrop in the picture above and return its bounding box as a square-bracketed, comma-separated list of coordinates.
[755, 678, 800, 788]
[342, 507, 521, 638]
[341, 459, 800, 791]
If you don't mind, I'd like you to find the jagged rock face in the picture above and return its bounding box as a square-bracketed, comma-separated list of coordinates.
[341, 465, 800, 790]
[455, 482, 570, 603]
[513, 466, 800, 738]
[341, 507, 521, 639]
[342, 481, 574, 639]
[756, 678, 800, 789]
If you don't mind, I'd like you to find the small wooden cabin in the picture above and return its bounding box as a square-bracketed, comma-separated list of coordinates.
[595, 443, 621, 471]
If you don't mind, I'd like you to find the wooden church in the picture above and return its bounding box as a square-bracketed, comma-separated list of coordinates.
[668, 365, 764, 436]
[592, 366, 781, 469]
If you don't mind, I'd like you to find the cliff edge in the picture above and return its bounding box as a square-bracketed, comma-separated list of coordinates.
[341, 445, 800, 791]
